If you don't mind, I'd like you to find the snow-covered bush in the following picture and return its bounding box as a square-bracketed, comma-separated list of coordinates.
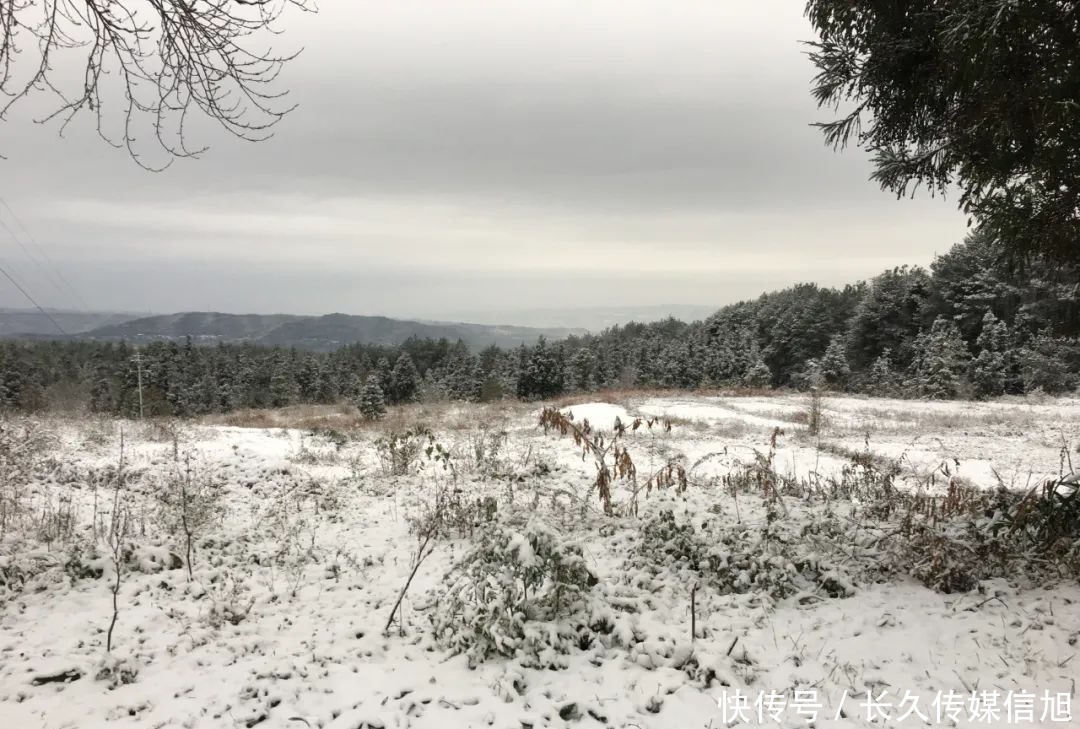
[461, 425, 509, 478]
[628, 508, 803, 600]
[205, 569, 256, 627]
[95, 654, 139, 688]
[374, 427, 434, 476]
[429, 517, 606, 668]
[883, 478, 1080, 591]
[0, 418, 55, 540]
[155, 450, 224, 579]
[625, 498, 865, 604]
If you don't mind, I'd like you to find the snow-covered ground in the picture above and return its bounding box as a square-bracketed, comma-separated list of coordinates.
[1, 392, 1078, 728]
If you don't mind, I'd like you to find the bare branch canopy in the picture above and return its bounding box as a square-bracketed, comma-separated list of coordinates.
[0, 0, 312, 168]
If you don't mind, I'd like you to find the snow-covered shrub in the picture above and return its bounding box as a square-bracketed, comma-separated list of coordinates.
[205, 570, 256, 627]
[35, 491, 77, 546]
[409, 486, 497, 541]
[96, 654, 139, 688]
[629, 508, 800, 600]
[461, 425, 509, 477]
[374, 427, 434, 476]
[64, 540, 107, 581]
[0, 551, 60, 602]
[809, 447, 904, 514]
[155, 451, 224, 579]
[886, 478, 1080, 591]
[627, 504, 858, 601]
[901, 524, 987, 593]
[1002, 477, 1080, 551]
[429, 517, 606, 668]
[310, 427, 349, 451]
[0, 418, 55, 540]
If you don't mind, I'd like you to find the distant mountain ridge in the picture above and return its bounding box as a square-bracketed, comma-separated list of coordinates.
[86, 312, 304, 341]
[1, 311, 587, 351]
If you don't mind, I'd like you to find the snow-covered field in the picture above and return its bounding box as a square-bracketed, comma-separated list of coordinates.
[1, 392, 1078, 729]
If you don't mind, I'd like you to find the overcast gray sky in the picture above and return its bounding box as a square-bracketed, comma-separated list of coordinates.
[0, 0, 967, 325]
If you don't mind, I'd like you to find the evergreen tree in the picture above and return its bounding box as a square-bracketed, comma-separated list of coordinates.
[742, 348, 772, 388]
[568, 347, 595, 392]
[88, 361, 114, 413]
[866, 349, 900, 396]
[375, 357, 393, 396]
[846, 266, 931, 372]
[1, 364, 23, 409]
[819, 335, 850, 389]
[16, 369, 46, 411]
[389, 353, 419, 404]
[296, 355, 323, 402]
[970, 311, 1012, 398]
[1018, 334, 1078, 395]
[269, 355, 298, 407]
[517, 337, 564, 400]
[806, 0, 1080, 262]
[909, 319, 971, 399]
[316, 367, 339, 404]
[357, 375, 386, 419]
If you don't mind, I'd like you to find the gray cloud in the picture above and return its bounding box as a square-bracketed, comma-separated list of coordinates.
[0, 0, 967, 322]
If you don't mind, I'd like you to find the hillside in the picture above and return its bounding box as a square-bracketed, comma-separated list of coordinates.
[85, 312, 304, 342]
[3, 395, 1077, 728]
[256, 313, 583, 351]
[52, 311, 585, 350]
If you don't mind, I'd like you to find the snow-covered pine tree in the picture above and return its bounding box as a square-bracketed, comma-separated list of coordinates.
[517, 337, 564, 400]
[866, 348, 899, 395]
[375, 357, 393, 396]
[909, 318, 971, 399]
[742, 347, 772, 388]
[1018, 334, 1076, 394]
[819, 335, 851, 389]
[195, 368, 218, 414]
[970, 311, 1011, 398]
[358, 375, 387, 419]
[296, 355, 323, 402]
[569, 347, 595, 392]
[389, 353, 420, 404]
[16, 370, 45, 411]
[269, 354, 299, 407]
[88, 356, 114, 413]
[316, 367, 339, 403]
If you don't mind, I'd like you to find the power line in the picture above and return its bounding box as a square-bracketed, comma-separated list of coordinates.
[0, 260, 67, 335]
[0, 213, 74, 311]
[0, 195, 89, 311]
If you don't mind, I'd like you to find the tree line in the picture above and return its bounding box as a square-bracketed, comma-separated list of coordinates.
[1, 233, 1077, 416]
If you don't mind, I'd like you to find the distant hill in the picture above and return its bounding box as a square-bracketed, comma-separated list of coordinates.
[0, 308, 143, 337]
[86, 312, 304, 342]
[9, 311, 586, 351]
[257, 313, 581, 351]
[441, 304, 720, 330]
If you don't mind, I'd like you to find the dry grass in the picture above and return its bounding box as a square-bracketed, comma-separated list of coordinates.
[552, 386, 789, 410]
[205, 403, 359, 430]
[825, 405, 1044, 435]
[200, 399, 533, 435]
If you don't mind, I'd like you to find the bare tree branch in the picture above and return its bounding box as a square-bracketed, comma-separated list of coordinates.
[0, 0, 312, 169]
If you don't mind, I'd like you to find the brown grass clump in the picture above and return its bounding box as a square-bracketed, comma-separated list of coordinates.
[538, 407, 685, 515]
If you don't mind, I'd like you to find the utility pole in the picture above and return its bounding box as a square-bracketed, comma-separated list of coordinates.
[132, 353, 145, 419]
